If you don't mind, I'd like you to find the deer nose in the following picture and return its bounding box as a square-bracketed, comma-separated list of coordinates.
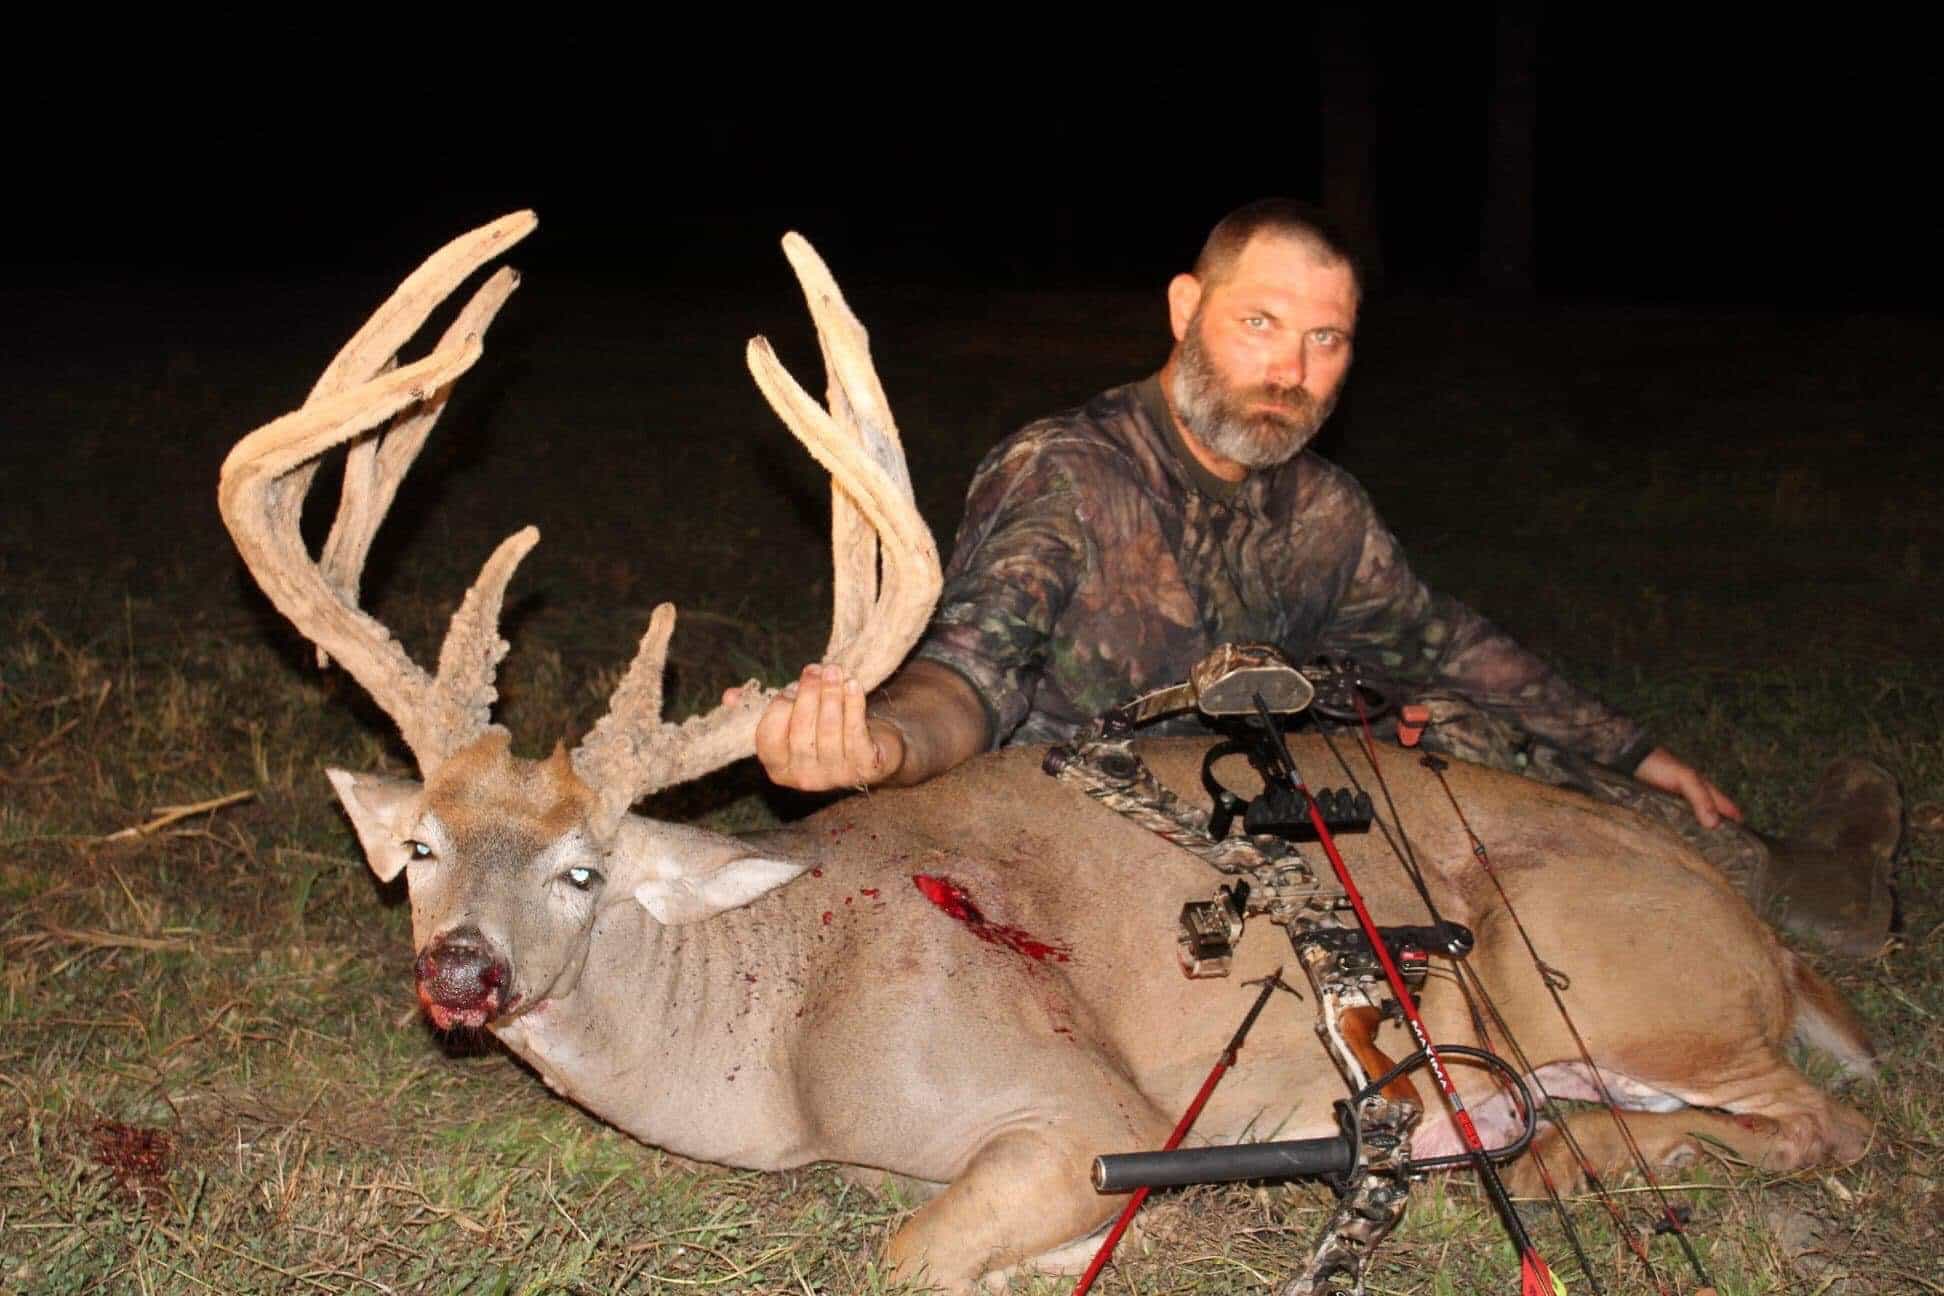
[415, 928, 506, 1008]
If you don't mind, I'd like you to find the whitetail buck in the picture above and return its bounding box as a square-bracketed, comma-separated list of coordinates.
[219, 214, 1873, 1293]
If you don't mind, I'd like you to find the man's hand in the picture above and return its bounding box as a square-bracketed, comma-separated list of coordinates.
[729, 663, 904, 792]
[1634, 746, 1743, 829]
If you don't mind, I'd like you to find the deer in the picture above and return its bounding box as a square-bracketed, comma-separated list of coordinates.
[218, 212, 1875, 1293]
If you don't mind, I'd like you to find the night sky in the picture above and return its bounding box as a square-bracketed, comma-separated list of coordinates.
[9, 18, 1929, 311]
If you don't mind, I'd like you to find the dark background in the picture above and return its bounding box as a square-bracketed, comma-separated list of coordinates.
[4, 16, 1937, 734]
[7, 14, 1931, 307]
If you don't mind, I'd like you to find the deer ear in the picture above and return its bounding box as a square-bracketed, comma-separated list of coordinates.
[608, 817, 811, 925]
[326, 769, 423, 883]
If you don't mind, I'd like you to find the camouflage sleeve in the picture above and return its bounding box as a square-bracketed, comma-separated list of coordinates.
[1321, 496, 1655, 772]
[913, 434, 1093, 746]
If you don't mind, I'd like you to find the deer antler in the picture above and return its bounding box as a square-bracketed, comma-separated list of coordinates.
[221, 214, 941, 821]
[572, 233, 942, 830]
[218, 212, 539, 771]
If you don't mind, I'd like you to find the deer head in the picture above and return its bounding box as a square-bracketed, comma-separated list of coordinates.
[219, 213, 940, 1027]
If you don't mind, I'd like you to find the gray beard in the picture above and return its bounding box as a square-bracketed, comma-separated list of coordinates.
[1168, 319, 1337, 471]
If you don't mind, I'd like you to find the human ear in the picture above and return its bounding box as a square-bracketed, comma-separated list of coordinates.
[1167, 274, 1203, 342]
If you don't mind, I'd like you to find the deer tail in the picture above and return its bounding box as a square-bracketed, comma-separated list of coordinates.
[1787, 951, 1877, 1080]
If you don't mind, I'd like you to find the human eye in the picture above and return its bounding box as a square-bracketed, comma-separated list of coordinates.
[1242, 315, 1270, 330]
[1310, 327, 1347, 348]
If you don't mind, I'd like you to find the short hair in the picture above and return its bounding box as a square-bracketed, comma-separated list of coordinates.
[1192, 199, 1362, 296]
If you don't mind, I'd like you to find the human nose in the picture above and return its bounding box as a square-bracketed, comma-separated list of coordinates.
[1264, 337, 1308, 389]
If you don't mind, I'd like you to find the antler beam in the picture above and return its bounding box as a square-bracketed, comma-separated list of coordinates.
[572, 234, 942, 830]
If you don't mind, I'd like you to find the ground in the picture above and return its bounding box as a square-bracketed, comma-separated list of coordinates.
[1, 262, 1939, 1293]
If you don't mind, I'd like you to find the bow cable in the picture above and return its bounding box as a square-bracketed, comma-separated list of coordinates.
[1249, 695, 1565, 1296]
[1314, 719, 1621, 1295]
[1421, 751, 1715, 1290]
[1321, 703, 1686, 1293]
[1336, 687, 1712, 1291]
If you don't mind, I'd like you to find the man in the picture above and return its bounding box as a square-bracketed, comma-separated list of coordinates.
[741, 200, 1899, 956]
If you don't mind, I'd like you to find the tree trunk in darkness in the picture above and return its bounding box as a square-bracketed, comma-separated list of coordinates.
[1483, 8, 1539, 298]
[1319, 6, 1382, 287]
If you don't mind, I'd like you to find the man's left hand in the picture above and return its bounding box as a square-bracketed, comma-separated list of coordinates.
[1634, 746, 1743, 829]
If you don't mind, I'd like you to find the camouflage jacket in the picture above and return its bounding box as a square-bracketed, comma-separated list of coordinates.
[915, 376, 1654, 770]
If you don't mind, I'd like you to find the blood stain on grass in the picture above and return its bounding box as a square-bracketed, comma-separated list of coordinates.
[89, 1120, 172, 1200]
[911, 874, 1071, 963]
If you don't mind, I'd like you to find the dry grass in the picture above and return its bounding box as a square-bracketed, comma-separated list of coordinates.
[3, 571, 1938, 1295]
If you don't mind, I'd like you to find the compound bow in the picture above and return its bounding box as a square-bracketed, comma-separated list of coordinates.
[1045, 643, 1712, 1295]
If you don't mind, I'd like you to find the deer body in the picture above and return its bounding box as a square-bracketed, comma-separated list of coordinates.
[330, 736, 1871, 1290]
[225, 216, 1872, 1292]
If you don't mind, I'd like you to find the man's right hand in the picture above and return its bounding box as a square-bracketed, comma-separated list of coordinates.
[731, 663, 906, 792]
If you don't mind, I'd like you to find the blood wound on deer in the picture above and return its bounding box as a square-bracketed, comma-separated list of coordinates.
[912, 874, 1071, 963]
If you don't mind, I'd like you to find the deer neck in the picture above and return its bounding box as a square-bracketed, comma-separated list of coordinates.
[490, 844, 824, 1169]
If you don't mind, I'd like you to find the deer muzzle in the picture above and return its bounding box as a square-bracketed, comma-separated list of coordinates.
[414, 928, 516, 1030]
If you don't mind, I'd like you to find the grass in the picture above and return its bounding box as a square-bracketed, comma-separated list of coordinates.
[3, 573, 1937, 1296]
[2, 286, 1940, 1292]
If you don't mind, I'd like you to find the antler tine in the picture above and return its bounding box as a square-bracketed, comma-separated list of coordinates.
[309, 211, 539, 402]
[315, 212, 537, 639]
[774, 232, 922, 672]
[748, 234, 939, 684]
[431, 523, 543, 739]
[295, 211, 536, 650]
[572, 234, 942, 830]
[600, 602, 679, 731]
[219, 214, 539, 773]
[316, 261, 526, 638]
[573, 602, 680, 774]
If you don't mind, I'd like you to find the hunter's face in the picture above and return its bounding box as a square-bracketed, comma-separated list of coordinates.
[1167, 233, 1358, 473]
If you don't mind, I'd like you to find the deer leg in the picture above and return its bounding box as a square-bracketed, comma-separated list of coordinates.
[883, 1100, 1172, 1294]
[1503, 1071, 1872, 1197]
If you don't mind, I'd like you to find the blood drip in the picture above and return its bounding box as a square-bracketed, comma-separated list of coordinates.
[911, 874, 1071, 963]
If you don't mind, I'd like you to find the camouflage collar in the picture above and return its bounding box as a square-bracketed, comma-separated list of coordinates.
[1135, 374, 1248, 507]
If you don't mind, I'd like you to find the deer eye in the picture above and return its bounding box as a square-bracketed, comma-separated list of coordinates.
[405, 840, 434, 860]
[564, 866, 602, 891]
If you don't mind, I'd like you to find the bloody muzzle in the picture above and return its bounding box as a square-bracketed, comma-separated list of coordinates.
[414, 927, 509, 1030]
